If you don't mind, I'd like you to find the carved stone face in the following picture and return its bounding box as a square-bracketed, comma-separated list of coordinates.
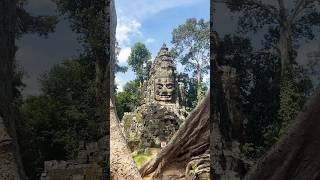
[155, 77, 175, 101]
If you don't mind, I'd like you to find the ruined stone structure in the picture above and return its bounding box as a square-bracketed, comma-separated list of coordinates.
[40, 160, 102, 180]
[123, 44, 188, 149]
[40, 141, 104, 180]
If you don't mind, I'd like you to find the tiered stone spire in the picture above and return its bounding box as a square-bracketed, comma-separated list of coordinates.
[121, 43, 188, 150]
[158, 43, 169, 57]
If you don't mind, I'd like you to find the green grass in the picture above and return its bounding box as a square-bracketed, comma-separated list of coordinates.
[132, 149, 153, 168]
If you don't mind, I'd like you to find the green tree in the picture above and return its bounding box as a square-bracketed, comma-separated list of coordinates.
[171, 18, 210, 87]
[115, 80, 140, 119]
[18, 96, 69, 179]
[123, 80, 140, 95]
[222, 0, 320, 136]
[16, 1, 58, 38]
[177, 73, 197, 109]
[116, 92, 135, 120]
[216, 34, 312, 157]
[54, 0, 110, 139]
[128, 42, 152, 85]
[196, 82, 207, 104]
[224, 0, 320, 75]
[17, 58, 97, 179]
[40, 58, 97, 139]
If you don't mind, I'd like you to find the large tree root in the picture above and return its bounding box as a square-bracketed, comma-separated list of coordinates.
[185, 152, 210, 180]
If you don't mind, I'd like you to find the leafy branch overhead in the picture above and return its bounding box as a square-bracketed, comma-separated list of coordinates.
[54, 0, 108, 50]
[128, 42, 152, 85]
[224, 0, 320, 46]
[16, 4, 58, 38]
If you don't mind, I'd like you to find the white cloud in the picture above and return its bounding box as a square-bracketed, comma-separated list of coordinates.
[118, 47, 131, 64]
[115, 76, 125, 92]
[116, 17, 142, 47]
[145, 38, 155, 44]
[204, 73, 210, 86]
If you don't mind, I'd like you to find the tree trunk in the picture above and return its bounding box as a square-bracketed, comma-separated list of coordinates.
[110, 100, 143, 180]
[210, 36, 249, 180]
[245, 89, 320, 180]
[0, 0, 25, 179]
[196, 64, 201, 87]
[278, 0, 292, 77]
[279, 26, 292, 76]
[277, 0, 301, 137]
[210, 2, 249, 178]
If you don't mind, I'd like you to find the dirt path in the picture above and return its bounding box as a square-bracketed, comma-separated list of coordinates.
[142, 161, 186, 180]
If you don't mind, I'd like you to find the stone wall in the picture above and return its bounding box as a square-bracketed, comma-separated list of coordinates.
[40, 141, 104, 180]
[40, 161, 102, 180]
[0, 116, 20, 179]
[139, 105, 181, 147]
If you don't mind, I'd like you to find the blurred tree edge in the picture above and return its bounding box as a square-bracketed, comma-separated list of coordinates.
[245, 89, 320, 180]
[0, 0, 57, 179]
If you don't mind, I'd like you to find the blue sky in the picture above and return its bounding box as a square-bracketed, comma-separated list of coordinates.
[115, 0, 210, 91]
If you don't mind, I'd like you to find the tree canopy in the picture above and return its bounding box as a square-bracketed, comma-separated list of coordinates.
[172, 18, 210, 85]
[128, 42, 152, 85]
[17, 58, 97, 179]
[115, 80, 140, 119]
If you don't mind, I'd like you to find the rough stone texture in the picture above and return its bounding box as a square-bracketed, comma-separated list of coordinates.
[0, 116, 20, 180]
[77, 141, 100, 164]
[139, 43, 187, 110]
[141, 105, 181, 146]
[123, 44, 188, 149]
[40, 141, 104, 180]
[122, 112, 143, 150]
[110, 101, 142, 180]
[40, 160, 102, 180]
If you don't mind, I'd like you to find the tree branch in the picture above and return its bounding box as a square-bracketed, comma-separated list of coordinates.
[216, 0, 279, 21]
[289, 0, 306, 23]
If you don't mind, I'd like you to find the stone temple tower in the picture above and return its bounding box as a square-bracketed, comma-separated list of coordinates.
[140, 43, 185, 108]
[122, 43, 188, 150]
